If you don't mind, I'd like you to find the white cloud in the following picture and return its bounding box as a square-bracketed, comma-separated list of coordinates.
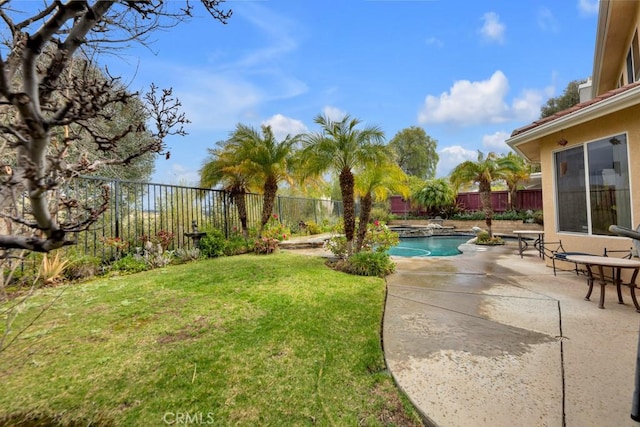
[577, 0, 599, 16]
[537, 7, 559, 33]
[436, 146, 478, 177]
[262, 114, 308, 140]
[418, 71, 544, 126]
[479, 12, 505, 44]
[482, 131, 511, 153]
[418, 71, 509, 126]
[323, 106, 347, 121]
[511, 88, 545, 121]
[166, 164, 200, 186]
[175, 72, 264, 132]
[425, 37, 444, 48]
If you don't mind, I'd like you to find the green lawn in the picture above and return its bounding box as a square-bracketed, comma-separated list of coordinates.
[0, 252, 422, 426]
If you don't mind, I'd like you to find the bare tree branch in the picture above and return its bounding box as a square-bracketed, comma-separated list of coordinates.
[0, 1, 232, 252]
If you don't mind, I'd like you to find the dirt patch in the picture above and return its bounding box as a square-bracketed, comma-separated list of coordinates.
[156, 315, 213, 345]
[366, 382, 424, 426]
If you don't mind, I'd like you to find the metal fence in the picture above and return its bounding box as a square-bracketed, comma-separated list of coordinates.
[60, 176, 343, 260]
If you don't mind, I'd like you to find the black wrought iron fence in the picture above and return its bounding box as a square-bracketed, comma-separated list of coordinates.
[59, 176, 343, 260]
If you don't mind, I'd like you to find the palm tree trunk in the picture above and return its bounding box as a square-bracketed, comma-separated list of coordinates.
[339, 168, 356, 256]
[479, 181, 493, 237]
[355, 192, 373, 253]
[231, 190, 249, 238]
[259, 177, 278, 236]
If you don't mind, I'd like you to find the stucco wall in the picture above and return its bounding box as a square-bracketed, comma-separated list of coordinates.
[539, 104, 640, 258]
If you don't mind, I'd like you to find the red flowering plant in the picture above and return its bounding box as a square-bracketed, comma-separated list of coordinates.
[101, 236, 129, 260]
[254, 236, 279, 254]
[262, 214, 291, 242]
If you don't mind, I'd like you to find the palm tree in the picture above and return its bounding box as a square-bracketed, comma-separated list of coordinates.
[199, 143, 252, 237]
[227, 124, 300, 235]
[301, 114, 386, 255]
[354, 162, 409, 252]
[412, 178, 456, 217]
[502, 152, 532, 211]
[449, 151, 519, 237]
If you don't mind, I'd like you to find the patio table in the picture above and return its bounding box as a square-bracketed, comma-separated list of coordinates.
[513, 230, 545, 259]
[565, 254, 640, 312]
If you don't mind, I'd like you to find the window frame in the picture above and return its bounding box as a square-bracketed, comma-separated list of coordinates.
[553, 132, 633, 236]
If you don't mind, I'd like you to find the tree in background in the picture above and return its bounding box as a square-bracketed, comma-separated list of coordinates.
[449, 151, 520, 237]
[388, 126, 438, 179]
[301, 114, 387, 256]
[199, 142, 252, 237]
[225, 124, 300, 236]
[540, 79, 587, 118]
[412, 178, 456, 218]
[502, 152, 532, 211]
[354, 162, 408, 252]
[0, 1, 232, 253]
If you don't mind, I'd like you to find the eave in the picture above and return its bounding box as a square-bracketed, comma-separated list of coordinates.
[507, 83, 640, 162]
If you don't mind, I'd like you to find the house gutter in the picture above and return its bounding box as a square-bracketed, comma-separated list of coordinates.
[507, 84, 640, 156]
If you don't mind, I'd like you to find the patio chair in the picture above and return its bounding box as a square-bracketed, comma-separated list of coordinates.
[545, 240, 603, 276]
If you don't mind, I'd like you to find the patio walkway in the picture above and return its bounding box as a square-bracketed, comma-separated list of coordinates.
[383, 243, 640, 426]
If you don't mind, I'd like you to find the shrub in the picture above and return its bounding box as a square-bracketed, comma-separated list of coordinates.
[304, 220, 324, 235]
[135, 241, 174, 268]
[364, 222, 399, 253]
[341, 252, 396, 277]
[254, 237, 279, 254]
[324, 235, 348, 259]
[64, 255, 102, 281]
[224, 236, 253, 256]
[262, 214, 290, 241]
[40, 252, 70, 285]
[475, 231, 505, 246]
[174, 248, 201, 263]
[111, 254, 148, 274]
[370, 207, 391, 224]
[199, 228, 226, 258]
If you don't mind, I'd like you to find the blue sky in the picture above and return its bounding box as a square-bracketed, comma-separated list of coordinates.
[107, 0, 600, 185]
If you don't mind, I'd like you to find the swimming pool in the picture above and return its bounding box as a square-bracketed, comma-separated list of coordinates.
[387, 235, 473, 257]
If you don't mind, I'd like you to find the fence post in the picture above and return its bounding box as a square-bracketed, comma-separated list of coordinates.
[277, 196, 282, 221]
[222, 191, 229, 238]
[314, 199, 318, 223]
[114, 179, 120, 239]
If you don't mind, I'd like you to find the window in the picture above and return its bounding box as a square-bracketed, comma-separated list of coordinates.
[555, 134, 631, 235]
[627, 49, 634, 83]
[634, 30, 640, 80]
[626, 29, 640, 84]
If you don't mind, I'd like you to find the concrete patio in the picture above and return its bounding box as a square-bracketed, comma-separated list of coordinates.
[383, 243, 640, 427]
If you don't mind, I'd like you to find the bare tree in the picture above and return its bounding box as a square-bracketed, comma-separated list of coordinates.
[0, 1, 231, 253]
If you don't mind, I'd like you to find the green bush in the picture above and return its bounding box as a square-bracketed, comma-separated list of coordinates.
[342, 252, 396, 277]
[64, 254, 102, 281]
[262, 214, 290, 241]
[111, 254, 148, 274]
[224, 236, 253, 256]
[199, 228, 226, 258]
[475, 231, 505, 246]
[495, 210, 523, 221]
[370, 207, 391, 224]
[304, 220, 324, 235]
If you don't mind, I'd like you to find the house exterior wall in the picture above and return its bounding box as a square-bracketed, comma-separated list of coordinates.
[538, 103, 640, 257]
[608, 6, 640, 88]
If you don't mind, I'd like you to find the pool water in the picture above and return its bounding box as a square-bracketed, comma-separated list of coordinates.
[387, 236, 472, 257]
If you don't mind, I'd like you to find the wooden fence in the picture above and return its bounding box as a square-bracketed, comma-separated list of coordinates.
[390, 189, 543, 216]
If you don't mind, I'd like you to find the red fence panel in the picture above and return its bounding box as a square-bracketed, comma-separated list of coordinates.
[516, 190, 543, 211]
[389, 189, 543, 215]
